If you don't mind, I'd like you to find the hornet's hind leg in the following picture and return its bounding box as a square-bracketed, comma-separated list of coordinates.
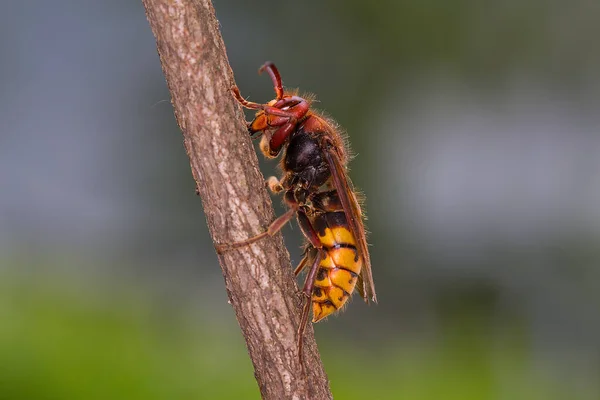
[297, 248, 325, 367]
[294, 245, 315, 276]
[293, 211, 328, 366]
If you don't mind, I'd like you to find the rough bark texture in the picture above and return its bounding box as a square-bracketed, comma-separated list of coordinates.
[141, 1, 332, 399]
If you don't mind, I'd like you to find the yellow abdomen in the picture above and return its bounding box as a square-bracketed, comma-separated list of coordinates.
[312, 220, 362, 322]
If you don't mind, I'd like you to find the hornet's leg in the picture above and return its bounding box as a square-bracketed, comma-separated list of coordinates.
[297, 248, 325, 366]
[294, 246, 313, 276]
[294, 210, 327, 365]
[296, 211, 323, 249]
[230, 86, 264, 110]
[266, 176, 284, 194]
[294, 252, 310, 277]
[215, 207, 296, 254]
[294, 246, 317, 276]
[231, 87, 297, 117]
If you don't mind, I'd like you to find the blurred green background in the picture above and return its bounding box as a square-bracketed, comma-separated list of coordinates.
[1, 0, 599, 399]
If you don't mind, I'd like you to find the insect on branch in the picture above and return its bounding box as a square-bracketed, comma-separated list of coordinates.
[141, 1, 333, 399]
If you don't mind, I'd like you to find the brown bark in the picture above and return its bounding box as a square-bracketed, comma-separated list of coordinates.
[141, 1, 332, 399]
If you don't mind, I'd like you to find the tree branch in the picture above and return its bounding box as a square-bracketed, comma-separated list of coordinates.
[141, 1, 332, 398]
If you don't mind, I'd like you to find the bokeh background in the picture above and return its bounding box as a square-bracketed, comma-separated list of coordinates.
[1, 1, 599, 399]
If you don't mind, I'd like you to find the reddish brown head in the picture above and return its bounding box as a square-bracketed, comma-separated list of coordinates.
[232, 62, 311, 157]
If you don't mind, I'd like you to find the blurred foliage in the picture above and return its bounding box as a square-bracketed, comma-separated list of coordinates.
[0, 267, 595, 400]
[0, 269, 255, 399]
